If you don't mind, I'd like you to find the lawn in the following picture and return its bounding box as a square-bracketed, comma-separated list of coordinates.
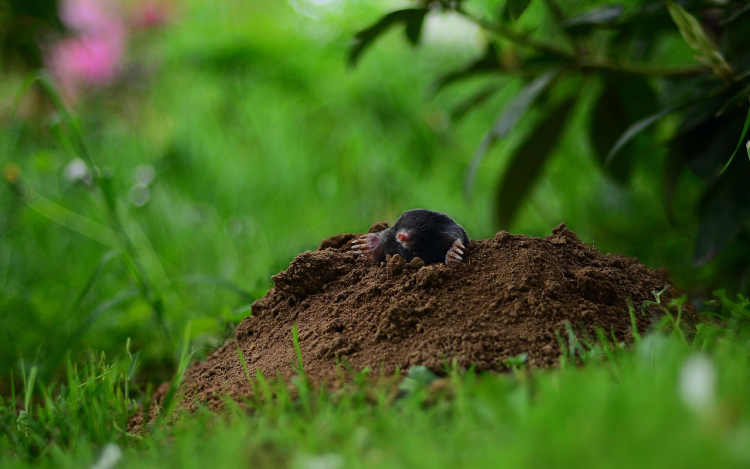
[1, 0, 749, 466]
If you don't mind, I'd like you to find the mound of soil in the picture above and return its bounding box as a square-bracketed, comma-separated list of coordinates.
[169, 223, 686, 412]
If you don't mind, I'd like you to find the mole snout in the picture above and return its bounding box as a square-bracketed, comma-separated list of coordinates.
[352, 209, 469, 266]
[396, 231, 414, 246]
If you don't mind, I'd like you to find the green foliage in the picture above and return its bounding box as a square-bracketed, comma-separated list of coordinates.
[0, 0, 62, 71]
[707, 289, 750, 334]
[665, 0, 733, 82]
[505, 0, 533, 21]
[1, 349, 137, 462]
[495, 96, 574, 227]
[350, 0, 750, 289]
[349, 8, 429, 66]
[3, 1, 750, 464]
[1, 0, 500, 386]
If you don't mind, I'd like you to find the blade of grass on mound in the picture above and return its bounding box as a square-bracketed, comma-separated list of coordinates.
[237, 348, 252, 383]
[291, 323, 311, 412]
[158, 321, 194, 423]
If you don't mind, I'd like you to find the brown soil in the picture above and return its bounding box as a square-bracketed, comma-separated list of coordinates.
[151, 222, 689, 418]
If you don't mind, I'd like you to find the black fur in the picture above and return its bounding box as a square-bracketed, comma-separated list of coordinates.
[378, 209, 469, 264]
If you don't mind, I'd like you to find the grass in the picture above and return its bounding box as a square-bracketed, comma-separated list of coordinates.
[2, 0, 750, 466]
[3, 304, 750, 468]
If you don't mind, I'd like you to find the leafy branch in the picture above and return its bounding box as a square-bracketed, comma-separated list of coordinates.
[349, 0, 750, 282]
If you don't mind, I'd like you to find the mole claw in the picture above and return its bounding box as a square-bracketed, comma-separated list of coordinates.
[445, 238, 467, 265]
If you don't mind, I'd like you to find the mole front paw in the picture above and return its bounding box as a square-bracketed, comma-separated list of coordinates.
[352, 233, 382, 261]
[445, 238, 465, 266]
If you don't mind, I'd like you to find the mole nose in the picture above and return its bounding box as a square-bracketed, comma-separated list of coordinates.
[397, 231, 412, 245]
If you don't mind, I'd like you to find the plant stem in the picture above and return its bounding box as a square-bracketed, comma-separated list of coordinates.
[454, 7, 574, 59]
[34, 70, 171, 342]
[578, 59, 707, 77]
[454, 7, 706, 79]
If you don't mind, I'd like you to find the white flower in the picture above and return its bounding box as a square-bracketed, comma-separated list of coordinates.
[295, 453, 344, 469]
[679, 354, 716, 413]
[129, 184, 150, 206]
[91, 443, 122, 469]
[64, 158, 92, 185]
[134, 164, 155, 186]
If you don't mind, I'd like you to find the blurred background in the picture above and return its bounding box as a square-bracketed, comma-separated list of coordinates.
[1, 0, 748, 388]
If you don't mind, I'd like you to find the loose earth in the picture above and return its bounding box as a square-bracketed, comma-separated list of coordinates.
[167, 223, 687, 413]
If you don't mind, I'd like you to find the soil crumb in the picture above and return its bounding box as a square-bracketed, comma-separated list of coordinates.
[158, 223, 688, 415]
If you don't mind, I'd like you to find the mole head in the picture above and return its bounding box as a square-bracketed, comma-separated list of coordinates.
[393, 209, 438, 248]
[396, 230, 414, 247]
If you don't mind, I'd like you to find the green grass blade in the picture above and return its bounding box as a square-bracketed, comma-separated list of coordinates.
[719, 97, 750, 173]
[237, 348, 252, 383]
[50, 288, 139, 374]
[181, 275, 255, 302]
[292, 323, 305, 380]
[70, 250, 122, 313]
[22, 188, 121, 249]
[23, 366, 38, 415]
[159, 321, 194, 419]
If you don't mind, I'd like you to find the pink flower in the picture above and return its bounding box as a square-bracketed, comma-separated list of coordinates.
[129, 0, 174, 30]
[50, 34, 124, 85]
[60, 0, 120, 34]
[45, 0, 126, 102]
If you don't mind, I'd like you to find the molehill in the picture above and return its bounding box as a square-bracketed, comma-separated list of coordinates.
[166, 222, 687, 412]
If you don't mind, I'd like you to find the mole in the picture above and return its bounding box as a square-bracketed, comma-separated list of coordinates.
[352, 209, 469, 266]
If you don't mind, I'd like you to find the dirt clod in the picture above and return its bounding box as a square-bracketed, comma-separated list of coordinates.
[173, 223, 689, 412]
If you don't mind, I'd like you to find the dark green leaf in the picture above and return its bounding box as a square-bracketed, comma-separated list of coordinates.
[348, 9, 429, 67]
[614, 2, 677, 41]
[466, 68, 562, 195]
[666, 0, 734, 81]
[506, 0, 533, 21]
[435, 43, 502, 91]
[450, 84, 502, 120]
[659, 75, 713, 112]
[591, 87, 632, 183]
[663, 146, 683, 224]
[606, 105, 680, 166]
[562, 4, 624, 34]
[591, 75, 657, 183]
[678, 100, 747, 180]
[496, 98, 576, 228]
[675, 88, 732, 135]
[693, 169, 750, 264]
[720, 4, 750, 25]
[720, 97, 750, 173]
[405, 9, 428, 45]
[591, 88, 633, 183]
[612, 74, 659, 118]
